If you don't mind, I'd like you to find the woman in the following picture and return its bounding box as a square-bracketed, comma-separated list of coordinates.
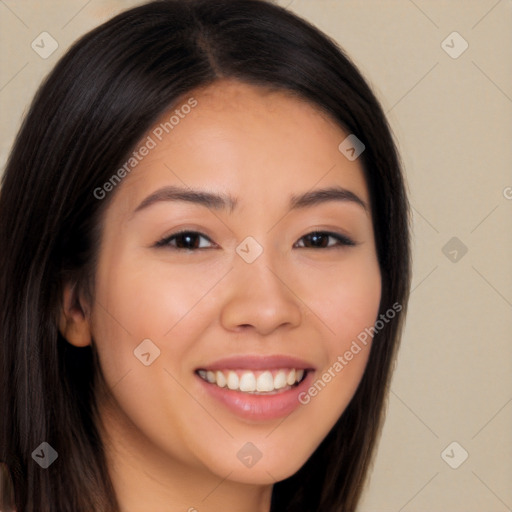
[0, 0, 411, 510]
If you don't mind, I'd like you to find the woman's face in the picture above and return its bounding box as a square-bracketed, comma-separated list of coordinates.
[87, 79, 381, 485]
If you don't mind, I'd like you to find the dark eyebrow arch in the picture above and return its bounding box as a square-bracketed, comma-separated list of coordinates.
[132, 185, 367, 216]
[133, 186, 238, 214]
[289, 186, 368, 212]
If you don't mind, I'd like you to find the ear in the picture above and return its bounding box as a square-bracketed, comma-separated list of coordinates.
[58, 282, 92, 347]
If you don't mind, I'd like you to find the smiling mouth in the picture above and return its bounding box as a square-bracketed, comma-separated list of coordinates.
[196, 368, 308, 394]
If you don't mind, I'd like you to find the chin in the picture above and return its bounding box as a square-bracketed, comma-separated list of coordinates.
[199, 440, 315, 486]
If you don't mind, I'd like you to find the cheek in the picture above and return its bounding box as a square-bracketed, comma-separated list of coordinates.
[88, 254, 231, 468]
[94, 250, 210, 333]
[326, 270, 381, 344]
[90, 252, 227, 383]
[294, 252, 381, 422]
[307, 250, 382, 347]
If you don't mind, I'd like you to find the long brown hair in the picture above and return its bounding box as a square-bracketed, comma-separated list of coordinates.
[0, 1, 411, 510]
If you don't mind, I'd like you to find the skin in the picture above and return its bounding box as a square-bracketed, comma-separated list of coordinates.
[60, 79, 381, 512]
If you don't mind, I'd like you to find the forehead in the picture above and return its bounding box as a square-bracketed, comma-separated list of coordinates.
[109, 79, 370, 216]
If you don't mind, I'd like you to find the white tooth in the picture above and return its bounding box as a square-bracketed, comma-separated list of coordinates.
[239, 372, 257, 392]
[296, 369, 304, 383]
[286, 369, 296, 386]
[198, 370, 207, 379]
[256, 371, 274, 392]
[273, 370, 287, 390]
[206, 371, 216, 383]
[216, 371, 227, 388]
[227, 371, 239, 390]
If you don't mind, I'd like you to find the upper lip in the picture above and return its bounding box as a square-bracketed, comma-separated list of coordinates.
[196, 354, 316, 372]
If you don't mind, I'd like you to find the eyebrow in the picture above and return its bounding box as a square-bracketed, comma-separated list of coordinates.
[133, 184, 368, 215]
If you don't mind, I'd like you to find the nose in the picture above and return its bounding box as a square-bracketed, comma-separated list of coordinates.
[219, 251, 302, 336]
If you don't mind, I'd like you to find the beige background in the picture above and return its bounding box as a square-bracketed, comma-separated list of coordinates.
[1, 1, 511, 510]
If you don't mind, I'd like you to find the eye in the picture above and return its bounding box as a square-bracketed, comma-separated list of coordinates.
[155, 230, 215, 250]
[294, 231, 356, 249]
[155, 229, 355, 251]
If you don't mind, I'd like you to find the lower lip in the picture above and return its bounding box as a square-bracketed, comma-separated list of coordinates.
[196, 371, 314, 422]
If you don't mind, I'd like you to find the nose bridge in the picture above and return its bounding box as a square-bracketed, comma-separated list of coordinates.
[237, 230, 292, 288]
[219, 238, 302, 334]
[239, 247, 285, 296]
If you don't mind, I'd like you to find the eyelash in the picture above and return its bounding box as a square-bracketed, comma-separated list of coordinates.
[155, 230, 356, 251]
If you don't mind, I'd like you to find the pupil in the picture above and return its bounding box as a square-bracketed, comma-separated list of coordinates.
[309, 233, 326, 247]
[179, 233, 196, 248]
